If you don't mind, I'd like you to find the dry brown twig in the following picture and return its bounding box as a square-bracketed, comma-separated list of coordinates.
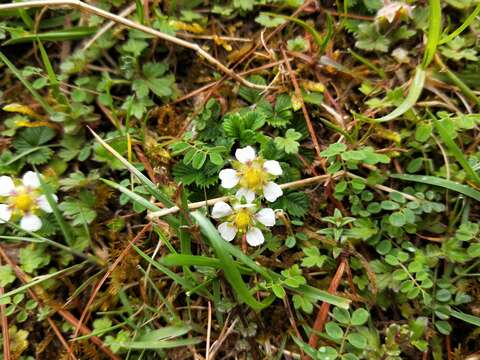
[147, 172, 346, 219]
[0, 0, 267, 90]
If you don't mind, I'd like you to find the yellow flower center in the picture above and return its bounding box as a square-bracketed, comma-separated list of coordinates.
[244, 167, 262, 188]
[12, 192, 34, 212]
[234, 209, 251, 230]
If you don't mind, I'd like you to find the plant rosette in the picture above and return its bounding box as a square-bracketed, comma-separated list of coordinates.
[219, 146, 283, 202]
[0, 171, 57, 232]
[211, 200, 276, 246]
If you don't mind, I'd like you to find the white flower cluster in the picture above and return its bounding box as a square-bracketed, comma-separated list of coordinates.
[212, 146, 283, 247]
[0, 171, 57, 232]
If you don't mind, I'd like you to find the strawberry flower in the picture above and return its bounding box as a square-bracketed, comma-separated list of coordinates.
[219, 146, 283, 202]
[0, 171, 57, 232]
[376, 1, 414, 23]
[211, 201, 276, 246]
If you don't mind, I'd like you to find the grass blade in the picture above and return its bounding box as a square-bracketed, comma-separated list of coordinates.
[0, 50, 53, 114]
[191, 211, 274, 310]
[451, 310, 480, 327]
[0, 262, 85, 301]
[36, 170, 74, 246]
[133, 244, 212, 299]
[434, 118, 480, 185]
[101, 178, 163, 213]
[3, 27, 97, 44]
[439, 4, 480, 45]
[112, 337, 202, 350]
[89, 128, 174, 207]
[390, 174, 480, 201]
[422, 0, 442, 68]
[37, 40, 68, 105]
[191, 212, 350, 309]
[376, 67, 425, 122]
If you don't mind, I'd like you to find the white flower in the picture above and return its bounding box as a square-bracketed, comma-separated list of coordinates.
[211, 200, 276, 246]
[218, 146, 283, 202]
[376, 2, 414, 23]
[0, 171, 57, 232]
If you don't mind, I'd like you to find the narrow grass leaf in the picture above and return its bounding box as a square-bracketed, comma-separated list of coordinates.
[376, 67, 425, 122]
[3, 27, 97, 45]
[191, 211, 274, 310]
[422, 0, 442, 68]
[112, 337, 202, 350]
[101, 178, 163, 212]
[37, 170, 74, 246]
[0, 50, 53, 114]
[89, 128, 174, 207]
[133, 244, 212, 299]
[191, 212, 350, 309]
[37, 40, 68, 105]
[1, 223, 100, 264]
[451, 310, 480, 327]
[434, 120, 480, 185]
[439, 4, 480, 45]
[390, 174, 480, 201]
[262, 12, 324, 52]
[0, 262, 85, 301]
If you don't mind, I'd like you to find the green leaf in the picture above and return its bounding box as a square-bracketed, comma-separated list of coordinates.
[347, 332, 368, 349]
[58, 190, 97, 226]
[13, 127, 55, 165]
[389, 212, 406, 227]
[274, 129, 302, 154]
[0, 265, 15, 287]
[191, 151, 207, 169]
[255, 13, 286, 27]
[332, 307, 350, 324]
[435, 320, 452, 335]
[18, 244, 51, 273]
[351, 308, 369, 326]
[325, 322, 344, 340]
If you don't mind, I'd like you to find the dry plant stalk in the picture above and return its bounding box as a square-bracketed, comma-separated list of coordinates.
[147, 172, 346, 219]
[0, 0, 267, 90]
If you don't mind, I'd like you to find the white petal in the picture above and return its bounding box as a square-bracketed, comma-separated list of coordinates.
[255, 208, 276, 227]
[211, 201, 233, 219]
[263, 160, 282, 176]
[219, 169, 240, 189]
[37, 194, 58, 213]
[0, 176, 15, 196]
[0, 204, 12, 223]
[218, 222, 237, 242]
[235, 146, 256, 164]
[20, 214, 42, 232]
[22, 171, 40, 189]
[246, 227, 264, 246]
[263, 182, 283, 202]
[235, 188, 255, 203]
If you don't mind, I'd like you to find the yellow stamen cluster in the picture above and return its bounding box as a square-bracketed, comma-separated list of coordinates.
[11, 192, 35, 212]
[231, 208, 252, 231]
[236, 160, 269, 191]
